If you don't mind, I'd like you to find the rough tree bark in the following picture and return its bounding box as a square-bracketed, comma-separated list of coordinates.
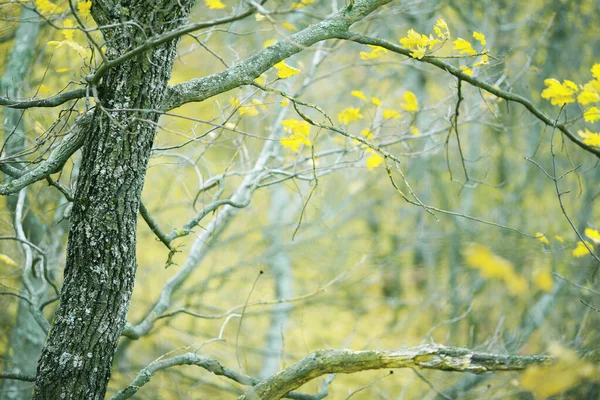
[33, 2, 194, 399]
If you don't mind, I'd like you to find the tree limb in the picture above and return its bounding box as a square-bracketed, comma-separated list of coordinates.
[337, 32, 600, 159]
[162, 0, 393, 111]
[0, 372, 36, 382]
[240, 345, 554, 400]
[0, 113, 90, 195]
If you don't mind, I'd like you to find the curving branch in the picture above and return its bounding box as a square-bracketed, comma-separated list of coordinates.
[86, 5, 263, 85]
[109, 353, 256, 400]
[162, 0, 393, 111]
[0, 88, 86, 109]
[336, 32, 600, 159]
[109, 352, 323, 400]
[0, 113, 91, 195]
[240, 345, 554, 400]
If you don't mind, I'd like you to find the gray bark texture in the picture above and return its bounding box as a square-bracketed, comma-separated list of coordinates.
[32, 2, 194, 399]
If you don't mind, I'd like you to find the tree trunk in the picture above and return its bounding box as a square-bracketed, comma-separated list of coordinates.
[33, 2, 193, 399]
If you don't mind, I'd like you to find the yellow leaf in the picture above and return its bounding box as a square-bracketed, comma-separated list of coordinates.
[409, 47, 426, 59]
[274, 61, 301, 79]
[533, 269, 554, 293]
[472, 31, 486, 46]
[577, 90, 600, 105]
[554, 235, 564, 243]
[365, 153, 384, 170]
[280, 98, 289, 107]
[583, 106, 600, 123]
[400, 91, 419, 112]
[360, 45, 388, 60]
[62, 19, 75, 42]
[230, 98, 259, 117]
[0, 254, 18, 267]
[473, 54, 489, 67]
[541, 78, 579, 106]
[572, 241, 594, 257]
[592, 63, 600, 80]
[433, 19, 450, 39]
[77, 1, 92, 17]
[452, 38, 477, 56]
[400, 29, 431, 51]
[56, 68, 70, 73]
[38, 84, 52, 94]
[205, 0, 226, 9]
[460, 66, 473, 76]
[280, 119, 311, 152]
[360, 128, 373, 138]
[521, 344, 598, 399]
[255, 13, 265, 21]
[338, 107, 363, 124]
[410, 126, 420, 135]
[584, 228, 600, 243]
[254, 75, 265, 85]
[263, 39, 276, 48]
[36, 0, 63, 14]
[383, 109, 401, 119]
[535, 232, 550, 245]
[577, 128, 600, 147]
[252, 99, 268, 112]
[371, 97, 382, 106]
[351, 90, 367, 102]
[464, 244, 527, 296]
[282, 22, 298, 31]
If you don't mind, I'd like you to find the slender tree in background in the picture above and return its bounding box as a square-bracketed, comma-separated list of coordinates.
[0, 1, 599, 399]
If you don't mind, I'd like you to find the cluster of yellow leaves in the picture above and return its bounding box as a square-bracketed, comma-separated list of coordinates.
[273, 61, 301, 79]
[338, 107, 363, 125]
[205, 0, 226, 9]
[359, 45, 388, 60]
[280, 119, 312, 152]
[291, 0, 315, 8]
[47, 18, 90, 60]
[399, 19, 449, 59]
[521, 344, 600, 399]
[77, 1, 92, 17]
[365, 149, 384, 170]
[36, 0, 63, 14]
[464, 244, 528, 296]
[535, 232, 565, 248]
[230, 98, 267, 117]
[541, 79, 579, 105]
[453, 38, 477, 56]
[453, 32, 489, 76]
[572, 228, 600, 257]
[37, 0, 90, 16]
[577, 128, 600, 147]
[340, 90, 420, 169]
[542, 64, 600, 124]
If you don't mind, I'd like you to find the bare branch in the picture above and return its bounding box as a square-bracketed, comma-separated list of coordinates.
[0, 113, 90, 195]
[0, 371, 35, 382]
[241, 345, 554, 400]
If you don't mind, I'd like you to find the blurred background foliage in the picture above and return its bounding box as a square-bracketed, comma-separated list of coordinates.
[1, 0, 599, 398]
